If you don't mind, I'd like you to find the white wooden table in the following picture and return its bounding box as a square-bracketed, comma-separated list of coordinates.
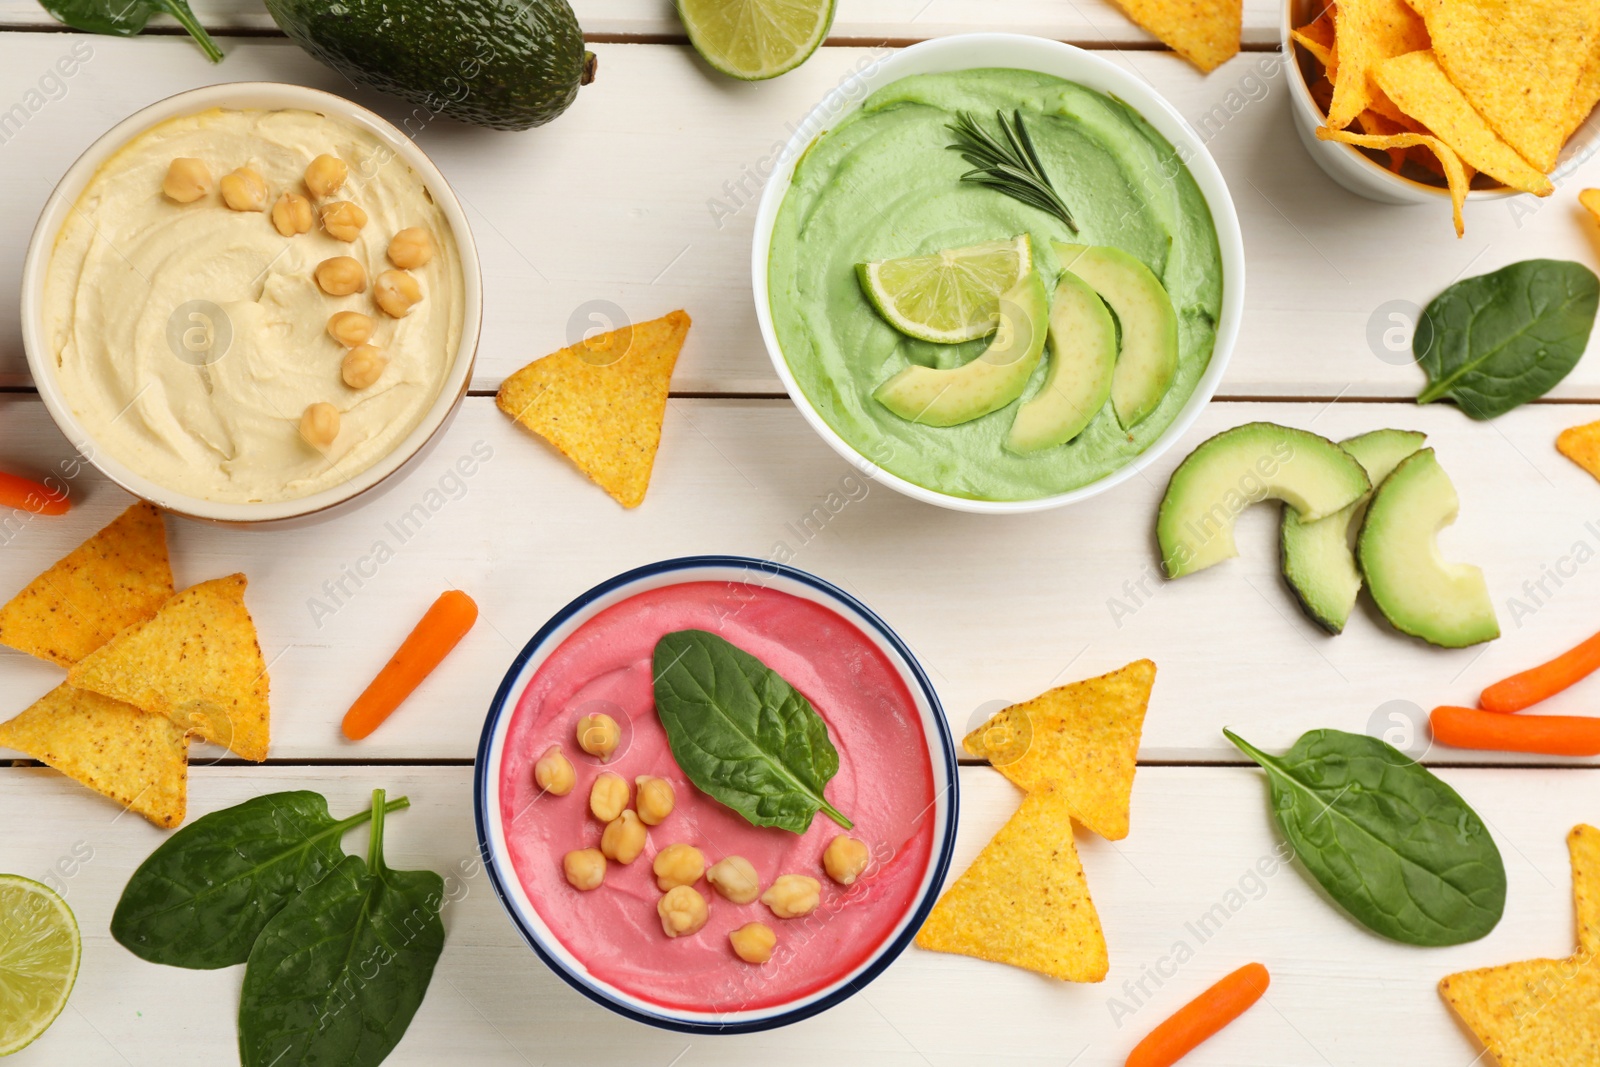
[2, 5, 1597, 1064]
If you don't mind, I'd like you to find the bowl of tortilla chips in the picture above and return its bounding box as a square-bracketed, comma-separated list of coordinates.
[1283, 0, 1600, 235]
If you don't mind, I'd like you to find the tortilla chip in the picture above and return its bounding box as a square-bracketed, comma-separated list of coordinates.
[1438, 825, 1600, 1066]
[0, 502, 173, 668]
[1582, 188, 1600, 225]
[1104, 0, 1241, 74]
[914, 785, 1108, 982]
[1291, 8, 1337, 69]
[1317, 126, 1469, 235]
[497, 310, 690, 509]
[1374, 51, 1554, 195]
[1310, 73, 1336, 116]
[1557, 419, 1600, 482]
[1327, 0, 1430, 130]
[1355, 109, 1410, 169]
[1426, 0, 1600, 173]
[0, 684, 187, 828]
[1562, 44, 1600, 147]
[67, 574, 270, 762]
[963, 660, 1154, 841]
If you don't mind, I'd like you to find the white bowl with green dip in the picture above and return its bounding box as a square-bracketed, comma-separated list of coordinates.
[754, 34, 1245, 513]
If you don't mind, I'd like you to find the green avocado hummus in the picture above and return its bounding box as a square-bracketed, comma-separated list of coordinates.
[768, 69, 1225, 501]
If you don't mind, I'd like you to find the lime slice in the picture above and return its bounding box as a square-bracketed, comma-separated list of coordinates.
[0, 876, 80, 1056]
[677, 0, 836, 81]
[858, 235, 1035, 345]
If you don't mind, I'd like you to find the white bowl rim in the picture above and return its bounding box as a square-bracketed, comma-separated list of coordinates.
[750, 33, 1247, 514]
[472, 555, 960, 1034]
[1276, 0, 1519, 202]
[19, 81, 484, 524]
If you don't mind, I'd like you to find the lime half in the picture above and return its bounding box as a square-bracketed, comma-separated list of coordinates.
[858, 235, 1035, 344]
[0, 876, 80, 1056]
[677, 0, 836, 81]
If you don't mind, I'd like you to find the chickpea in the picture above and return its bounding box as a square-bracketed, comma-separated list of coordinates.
[823, 835, 870, 886]
[315, 256, 367, 296]
[761, 874, 821, 919]
[706, 855, 761, 905]
[388, 226, 436, 269]
[340, 344, 388, 390]
[635, 775, 675, 825]
[219, 166, 268, 212]
[374, 269, 423, 318]
[304, 153, 347, 199]
[271, 192, 313, 236]
[589, 772, 628, 823]
[652, 843, 705, 891]
[298, 402, 340, 450]
[327, 310, 374, 348]
[163, 157, 212, 203]
[657, 885, 708, 938]
[563, 848, 606, 891]
[576, 712, 620, 761]
[321, 200, 368, 242]
[532, 744, 575, 796]
[600, 810, 646, 865]
[729, 922, 776, 964]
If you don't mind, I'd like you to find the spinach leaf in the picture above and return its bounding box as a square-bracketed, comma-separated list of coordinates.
[239, 790, 445, 1067]
[1226, 728, 1505, 946]
[112, 790, 410, 969]
[1415, 259, 1599, 419]
[653, 629, 851, 834]
[36, 0, 223, 63]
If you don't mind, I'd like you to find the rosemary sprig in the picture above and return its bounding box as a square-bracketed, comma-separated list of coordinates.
[945, 109, 1077, 232]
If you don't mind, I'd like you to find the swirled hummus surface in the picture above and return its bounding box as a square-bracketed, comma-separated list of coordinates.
[42, 107, 464, 504]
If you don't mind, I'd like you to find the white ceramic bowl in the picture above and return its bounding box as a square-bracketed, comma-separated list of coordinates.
[474, 556, 959, 1033]
[20, 82, 482, 524]
[751, 33, 1246, 515]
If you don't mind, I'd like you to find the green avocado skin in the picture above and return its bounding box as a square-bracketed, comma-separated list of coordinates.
[265, 0, 589, 130]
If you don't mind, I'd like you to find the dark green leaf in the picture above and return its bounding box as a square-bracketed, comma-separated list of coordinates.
[111, 791, 408, 969]
[1415, 259, 1599, 419]
[1226, 728, 1505, 946]
[652, 629, 851, 834]
[36, 0, 224, 62]
[239, 790, 444, 1067]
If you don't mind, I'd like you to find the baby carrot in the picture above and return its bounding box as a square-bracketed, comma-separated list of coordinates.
[342, 589, 478, 741]
[1126, 962, 1270, 1067]
[1480, 629, 1600, 712]
[1431, 705, 1600, 757]
[0, 470, 69, 515]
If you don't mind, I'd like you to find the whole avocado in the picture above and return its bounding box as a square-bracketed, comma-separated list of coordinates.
[265, 0, 596, 131]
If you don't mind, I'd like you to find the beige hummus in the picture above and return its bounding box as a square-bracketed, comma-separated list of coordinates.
[42, 107, 465, 504]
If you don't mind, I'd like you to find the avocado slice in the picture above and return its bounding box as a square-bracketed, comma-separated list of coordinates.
[1054, 242, 1179, 430]
[874, 271, 1049, 426]
[1158, 422, 1371, 579]
[1357, 449, 1500, 648]
[1281, 429, 1428, 634]
[1005, 271, 1116, 453]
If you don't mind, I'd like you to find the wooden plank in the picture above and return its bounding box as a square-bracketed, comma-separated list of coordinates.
[2, 393, 1598, 765]
[1, 38, 1595, 399]
[0, 0, 1288, 45]
[1, 762, 1590, 1065]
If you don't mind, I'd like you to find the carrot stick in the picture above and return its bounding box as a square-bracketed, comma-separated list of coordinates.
[342, 590, 478, 741]
[0, 471, 69, 515]
[1480, 630, 1600, 713]
[1126, 963, 1270, 1067]
[1431, 705, 1600, 757]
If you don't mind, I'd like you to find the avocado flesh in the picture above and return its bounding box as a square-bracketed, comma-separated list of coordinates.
[1357, 448, 1500, 648]
[874, 271, 1049, 427]
[1157, 422, 1371, 579]
[1005, 271, 1116, 453]
[1054, 242, 1179, 430]
[1281, 429, 1427, 633]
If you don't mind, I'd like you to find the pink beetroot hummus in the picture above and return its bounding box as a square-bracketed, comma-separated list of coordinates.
[498, 580, 937, 1012]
